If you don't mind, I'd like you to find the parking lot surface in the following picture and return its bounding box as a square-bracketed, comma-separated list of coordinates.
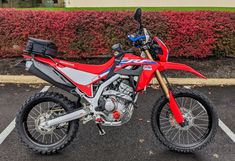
[0, 84, 234, 161]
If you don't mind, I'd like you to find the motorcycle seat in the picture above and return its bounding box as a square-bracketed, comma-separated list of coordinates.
[57, 57, 115, 74]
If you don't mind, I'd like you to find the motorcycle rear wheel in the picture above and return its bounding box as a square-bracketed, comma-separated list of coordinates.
[16, 92, 79, 155]
[151, 88, 218, 153]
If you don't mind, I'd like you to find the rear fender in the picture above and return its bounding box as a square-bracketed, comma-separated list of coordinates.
[23, 54, 32, 59]
[158, 62, 206, 79]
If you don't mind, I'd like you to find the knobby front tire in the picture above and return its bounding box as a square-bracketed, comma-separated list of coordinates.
[151, 88, 218, 153]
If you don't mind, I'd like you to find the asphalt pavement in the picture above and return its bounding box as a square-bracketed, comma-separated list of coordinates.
[0, 84, 234, 161]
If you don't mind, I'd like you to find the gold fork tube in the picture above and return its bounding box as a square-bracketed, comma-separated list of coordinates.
[144, 50, 170, 99]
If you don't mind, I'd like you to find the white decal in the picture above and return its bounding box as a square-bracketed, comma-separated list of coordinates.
[57, 67, 97, 85]
[143, 65, 152, 71]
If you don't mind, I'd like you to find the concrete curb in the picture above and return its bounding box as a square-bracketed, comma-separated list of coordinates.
[151, 78, 235, 85]
[0, 75, 235, 86]
[0, 75, 46, 84]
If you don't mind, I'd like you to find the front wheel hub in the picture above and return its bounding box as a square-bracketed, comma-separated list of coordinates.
[180, 119, 189, 127]
[170, 108, 194, 130]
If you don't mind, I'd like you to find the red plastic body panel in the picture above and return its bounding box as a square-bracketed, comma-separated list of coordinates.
[154, 37, 169, 62]
[119, 54, 159, 91]
[136, 65, 157, 91]
[158, 62, 206, 79]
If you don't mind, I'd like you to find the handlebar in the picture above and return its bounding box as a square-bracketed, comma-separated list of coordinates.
[127, 28, 150, 48]
[127, 35, 146, 42]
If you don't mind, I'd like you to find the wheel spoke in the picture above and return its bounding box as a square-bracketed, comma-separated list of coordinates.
[180, 97, 184, 107]
[163, 126, 175, 135]
[194, 110, 207, 118]
[194, 117, 209, 122]
[178, 130, 181, 144]
[189, 98, 193, 110]
[28, 114, 36, 120]
[30, 130, 37, 138]
[161, 107, 169, 113]
[160, 117, 169, 121]
[160, 120, 170, 125]
[30, 110, 38, 117]
[34, 107, 41, 115]
[28, 128, 36, 132]
[191, 104, 201, 112]
[161, 124, 172, 129]
[55, 131, 63, 139]
[53, 132, 60, 140]
[172, 129, 180, 142]
[35, 133, 42, 140]
[60, 128, 66, 135]
[187, 130, 190, 144]
[50, 133, 53, 143]
[193, 126, 204, 137]
[42, 134, 45, 143]
[187, 129, 198, 142]
[27, 124, 35, 127]
[36, 104, 42, 114]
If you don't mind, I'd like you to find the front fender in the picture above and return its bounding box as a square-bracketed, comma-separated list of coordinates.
[158, 62, 206, 79]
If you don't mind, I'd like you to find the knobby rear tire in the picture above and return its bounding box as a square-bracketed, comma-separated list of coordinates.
[16, 92, 79, 155]
[151, 88, 218, 153]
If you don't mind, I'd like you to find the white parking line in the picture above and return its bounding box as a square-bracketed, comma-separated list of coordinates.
[0, 85, 51, 145]
[219, 119, 235, 143]
[40, 85, 51, 92]
[0, 118, 16, 144]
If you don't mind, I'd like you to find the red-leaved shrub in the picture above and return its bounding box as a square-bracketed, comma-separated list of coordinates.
[162, 12, 216, 58]
[0, 9, 234, 58]
[211, 12, 235, 57]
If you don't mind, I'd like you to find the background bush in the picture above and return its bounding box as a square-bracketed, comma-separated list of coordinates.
[0, 9, 234, 58]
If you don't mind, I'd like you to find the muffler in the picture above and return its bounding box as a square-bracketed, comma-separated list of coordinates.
[26, 60, 76, 93]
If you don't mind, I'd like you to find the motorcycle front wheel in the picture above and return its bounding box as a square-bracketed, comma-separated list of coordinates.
[151, 88, 218, 153]
[16, 92, 79, 155]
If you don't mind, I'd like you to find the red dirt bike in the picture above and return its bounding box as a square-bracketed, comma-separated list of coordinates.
[16, 8, 218, 154]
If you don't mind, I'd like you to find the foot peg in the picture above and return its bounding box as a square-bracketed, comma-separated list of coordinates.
[96, 123, 106, 136]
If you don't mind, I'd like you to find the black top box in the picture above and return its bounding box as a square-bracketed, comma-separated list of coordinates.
[25, 37, 58, 57]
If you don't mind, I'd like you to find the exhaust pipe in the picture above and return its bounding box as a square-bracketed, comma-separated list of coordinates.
[26, 60, 76, 93]
[40, 109, 88, 128]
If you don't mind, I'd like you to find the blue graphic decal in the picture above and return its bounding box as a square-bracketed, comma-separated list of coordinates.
[100, 68, 111, 76]
[119, 59, 157, 65]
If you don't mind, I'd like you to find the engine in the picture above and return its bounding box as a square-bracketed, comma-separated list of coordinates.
[98, 80, 135, 124]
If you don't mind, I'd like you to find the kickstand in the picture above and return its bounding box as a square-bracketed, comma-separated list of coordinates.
[96, 123, 106, 136]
